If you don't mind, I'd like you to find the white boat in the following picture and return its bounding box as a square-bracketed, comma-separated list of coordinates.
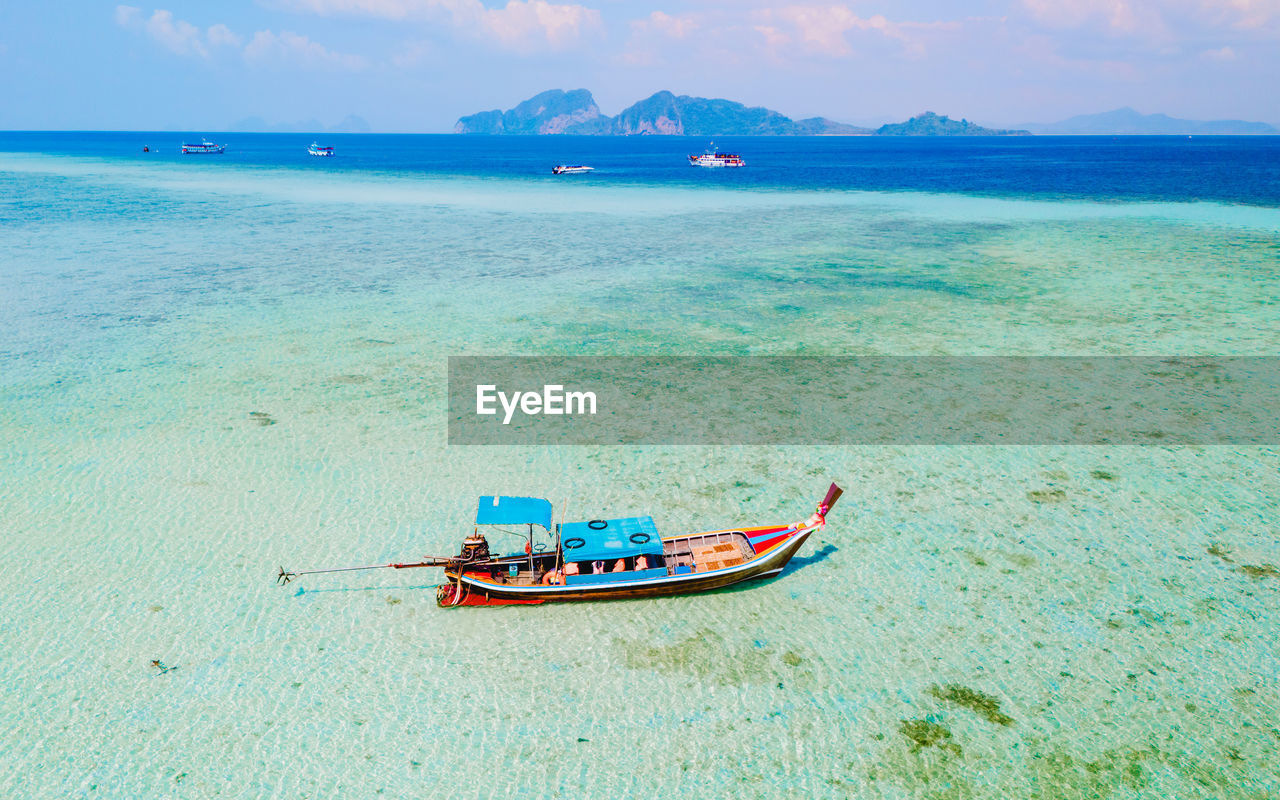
[181, 139, 226, 154]
[308, 142, 335, 157]
[688, 142, 744, 168]
[552, 164, 593, 174]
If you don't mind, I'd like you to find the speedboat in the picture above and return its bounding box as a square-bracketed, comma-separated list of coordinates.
[278, 483, 842, 606]
[308, 142, 335, 157]
[553, 165, 593, 174]
[181, 139, 226, 154]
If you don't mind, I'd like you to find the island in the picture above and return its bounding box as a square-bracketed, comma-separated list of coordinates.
[874, 112, 1030, 136]
[1022, 107, 1278, 135]
[455, 90, 1042, 136]
[455, 89, 871, 136]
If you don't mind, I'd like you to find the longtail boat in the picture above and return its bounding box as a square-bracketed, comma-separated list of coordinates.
[278, 483, 842, 607]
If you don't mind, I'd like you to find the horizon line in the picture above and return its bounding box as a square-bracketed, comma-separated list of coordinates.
[3, 129, 1280, 137]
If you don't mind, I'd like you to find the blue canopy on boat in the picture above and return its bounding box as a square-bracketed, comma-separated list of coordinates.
[559, 516, 664, 563]
[475, 496, 553, 530]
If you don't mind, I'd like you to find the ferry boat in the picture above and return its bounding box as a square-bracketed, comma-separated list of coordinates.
[308, 142, 335, 157]
[181, 139, 226, 154]
[688, 142, 744, 168]
[278, 483, 842, 607]
[552, 164, 593, 174]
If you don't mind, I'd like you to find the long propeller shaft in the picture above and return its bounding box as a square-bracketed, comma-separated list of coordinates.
[276, 558, 452, 586]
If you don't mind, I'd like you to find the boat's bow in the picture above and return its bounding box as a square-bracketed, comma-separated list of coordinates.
[807, 482, 843, 529]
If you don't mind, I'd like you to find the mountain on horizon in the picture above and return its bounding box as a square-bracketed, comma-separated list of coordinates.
[1022, 107, 1277, 135]
[876, 112, 1030, 136]
[609, 90, 867, 135]
[453, 89, 610, 135]
[455, 89, 868, 136]
[456, 93, 1280, 137]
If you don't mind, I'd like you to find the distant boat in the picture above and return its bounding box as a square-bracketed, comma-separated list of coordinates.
[308, 142, 335, 157]
[552, 164, 593, 174]
[181, 139, 226, 155]
[689, 142, 744, 168]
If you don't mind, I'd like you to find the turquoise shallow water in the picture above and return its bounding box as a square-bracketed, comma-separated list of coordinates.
[2, 144, 1279, 798]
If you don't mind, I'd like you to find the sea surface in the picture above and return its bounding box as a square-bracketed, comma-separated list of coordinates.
[2, 132, 1278, 798]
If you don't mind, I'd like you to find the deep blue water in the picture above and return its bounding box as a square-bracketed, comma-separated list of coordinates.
[2, 131, 1279, 205]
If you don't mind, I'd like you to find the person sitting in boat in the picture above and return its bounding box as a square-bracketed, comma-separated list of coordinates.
[592, 560, 605, 574]
[564, 562, 580, 576]
[461, 531, 490, 561]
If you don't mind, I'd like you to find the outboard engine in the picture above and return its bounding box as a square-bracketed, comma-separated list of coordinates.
[460, 531, 490, 562]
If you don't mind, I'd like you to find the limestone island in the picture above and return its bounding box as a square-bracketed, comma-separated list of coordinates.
[454, 90, 1031, 136]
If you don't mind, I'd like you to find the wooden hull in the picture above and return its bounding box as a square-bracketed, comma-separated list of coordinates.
[438, 523, 814, 606]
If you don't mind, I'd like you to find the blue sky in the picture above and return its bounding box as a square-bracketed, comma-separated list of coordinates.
[2, 1, 1278, 130]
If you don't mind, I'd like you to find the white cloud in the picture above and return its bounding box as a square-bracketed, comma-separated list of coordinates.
[277, 0, 427, 19]
[1200, 0, 1280, 28]
[144, 9, 210, 57]
[116, 7, 361, 68]
[244, 29, 368, 69]
[480, 0, 601, 49]
[115, 5, 141, 26]
[753, 24, 789, 50]
[621, 9, 699, 65]
[1020, 0, 1151, 34]
[641, 10, 697, 39]
[1019, 0, 1280, 38]
[207, 24, 243, 49]
[751, 5, 937, 59]
[768, 6, 862, 56]
[116, 7, 246, 57]
[279, 0, 602, 50]
[617, 4, 960, 68]
[1201, 44, 1237, 58]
